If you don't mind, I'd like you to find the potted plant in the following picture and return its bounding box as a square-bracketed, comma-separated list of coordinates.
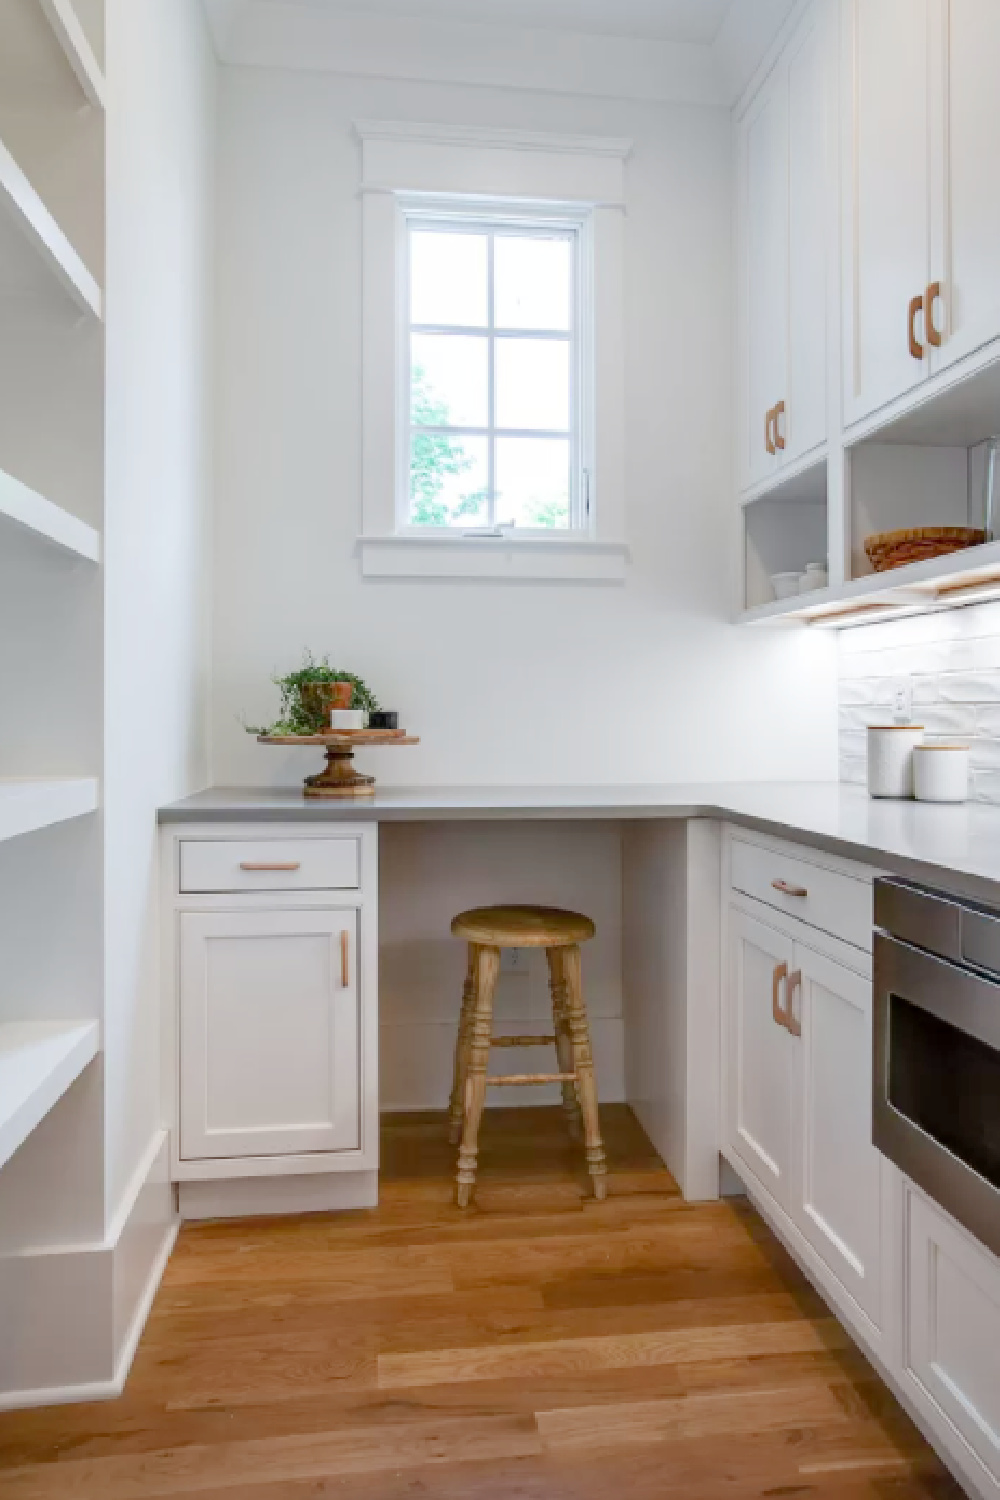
[245, 652, 380, 736]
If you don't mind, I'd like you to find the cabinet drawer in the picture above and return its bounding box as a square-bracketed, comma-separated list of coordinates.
[179, 838, 359, 893]
[730, 836, 871, 950]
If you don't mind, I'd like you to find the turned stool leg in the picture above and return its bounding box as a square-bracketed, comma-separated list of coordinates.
[456, 944, 500, 1207]
[561, 943, 608, 1200]
[547, 948, 583, 1140]
[448, 945, 478, 1145]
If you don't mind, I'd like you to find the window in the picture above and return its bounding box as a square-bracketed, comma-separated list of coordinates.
[401, 207, 590, 535]
[358, 120, 629, 580]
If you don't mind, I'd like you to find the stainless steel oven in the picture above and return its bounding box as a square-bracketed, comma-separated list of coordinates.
[874, 876, 1000, 1258]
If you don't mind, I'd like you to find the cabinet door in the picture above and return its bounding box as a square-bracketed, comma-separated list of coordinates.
[785, 11, 828, 464]
[931, 0, 1000, 372]
[741, 64, 788, 490]
[180, 908, 360, 1160]
[843, 0, 931, 425]
[726, 909, 795, 1211]
[790, 941, 882, 1325]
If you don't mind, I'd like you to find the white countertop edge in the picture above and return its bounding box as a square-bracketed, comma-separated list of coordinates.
[158, 782, 1000, 901]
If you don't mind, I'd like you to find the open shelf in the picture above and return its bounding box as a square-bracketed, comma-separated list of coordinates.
[0, 1019, 99, 1170]
[742, 456, 829, 611]
[0, 466, 100, 561]
[0, 136, 101, 317]
[0, 778, 99, 844]
[38, 0, 106, 109]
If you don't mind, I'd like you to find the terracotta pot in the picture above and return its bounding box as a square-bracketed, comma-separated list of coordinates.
[300, 680, 353, 722]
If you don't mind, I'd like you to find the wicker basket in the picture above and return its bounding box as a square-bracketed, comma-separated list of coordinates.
[864, 526, 985, 573]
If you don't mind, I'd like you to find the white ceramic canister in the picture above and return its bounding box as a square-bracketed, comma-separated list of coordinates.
[913, 744, 970, 803]
[867, 725, 925, 798]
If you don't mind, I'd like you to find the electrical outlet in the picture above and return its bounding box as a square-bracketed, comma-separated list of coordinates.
[501, 948, 528, 976]
[891, 676, 913, 722]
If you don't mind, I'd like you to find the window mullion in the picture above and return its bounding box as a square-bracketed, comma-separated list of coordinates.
[487, 230, 496, 527]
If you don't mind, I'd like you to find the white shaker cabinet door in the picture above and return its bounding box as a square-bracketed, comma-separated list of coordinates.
[843, 0, 931, 425]
[740, 64, 788, 491]
[789, 941, 882, 1327]
[931, 0, 1000, 373]
[785, 10, 828, 465]
[179, 907, 360, 1160]
[725, 909, 795, 1212]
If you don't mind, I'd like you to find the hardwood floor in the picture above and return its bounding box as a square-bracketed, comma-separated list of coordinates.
[0, 1106, 964, 1498]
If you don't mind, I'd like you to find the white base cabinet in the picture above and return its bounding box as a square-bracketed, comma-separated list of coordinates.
[162, 821, 379, 1217]
[722, 826, 1000, 1500]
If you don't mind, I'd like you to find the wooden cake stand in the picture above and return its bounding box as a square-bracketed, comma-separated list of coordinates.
[258, 729, 419, 798]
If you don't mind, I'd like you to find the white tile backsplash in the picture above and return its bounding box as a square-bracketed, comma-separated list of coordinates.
[838, 601, 1000, 803]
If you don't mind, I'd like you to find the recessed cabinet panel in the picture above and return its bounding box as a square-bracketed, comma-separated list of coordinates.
[844, 0, 931, 424]
[793, 943, 882, 1325]
[934, 0, 1000, 372]
[727, 909, 795, 1209]
[906, 1189, 1000, 1484]
[786, 14, 827, 464]
[743, 68, 788, 490]
[180, 908, 360, 1160]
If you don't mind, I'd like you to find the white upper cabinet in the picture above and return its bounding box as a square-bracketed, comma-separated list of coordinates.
[931, 0, 1000, 374]
[738, 4, 829, 494]
[843, 0, 1000, 426]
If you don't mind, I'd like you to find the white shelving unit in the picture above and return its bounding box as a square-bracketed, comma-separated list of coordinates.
[0, 779, 100, 845]
[0, 0, 105, 1175]
[0, 1020, 100, 1171]
[0, 467, 100, 562]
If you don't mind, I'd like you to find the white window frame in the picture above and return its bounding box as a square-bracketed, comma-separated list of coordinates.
[357, 120, 631, 581]
[397, 197, 594, 539]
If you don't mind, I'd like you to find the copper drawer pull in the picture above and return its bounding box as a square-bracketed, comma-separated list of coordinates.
[772, 960, 789, 1031]
[239, 861, 302, 872]
[772, 878, 808, 898]
[341, 929, 349, 988]
[908, 292, 925, 360]
[786, 969, 802, 1038]
[925, 281, 943, 347]
[765, 407, 776, 455]
[774, 400, 786, 450]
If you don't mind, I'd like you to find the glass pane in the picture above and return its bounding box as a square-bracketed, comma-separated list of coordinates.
[411, 334, 488, 429]
[409, 434, 488, 528]
[410, 230, 487, 328]
[495, 339, 570, 431]
[494, 235, 572, 331]
[495, 437, 570, 529]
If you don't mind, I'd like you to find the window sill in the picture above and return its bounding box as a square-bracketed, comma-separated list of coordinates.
[358, 534, 630, 582]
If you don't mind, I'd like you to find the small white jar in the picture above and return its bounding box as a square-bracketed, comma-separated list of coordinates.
[867, 725, 925, 798]
[913, 744, 969, 803]
[798, 562, 828, 593]
[330, 708, 367, 731]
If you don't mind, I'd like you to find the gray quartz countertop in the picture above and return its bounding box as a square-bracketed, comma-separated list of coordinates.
[159, 782, 1000, 900]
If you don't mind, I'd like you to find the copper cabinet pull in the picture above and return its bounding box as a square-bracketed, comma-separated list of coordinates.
[765, 407, 776, 455]
[340, 928, 349, 988]
[774, 400, 786, 451]
[786, 969, 802, 1037]
[772, 960, 789, 1031]
[925, 281, 943, 347]
[908, 292, 925, 360]
[772, 878, 808, 898]
[239, 861, 302, 871]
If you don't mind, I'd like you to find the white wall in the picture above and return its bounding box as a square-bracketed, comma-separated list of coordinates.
[212, 68, 838, 791]
[103, 0, 215, 1222]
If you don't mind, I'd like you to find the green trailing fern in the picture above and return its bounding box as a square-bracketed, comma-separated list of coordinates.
[244, 651, 380, 736]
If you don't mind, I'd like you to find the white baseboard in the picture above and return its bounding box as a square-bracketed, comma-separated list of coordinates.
[0, 1130, 177, 1410]
[178, 1169, 379, 1220]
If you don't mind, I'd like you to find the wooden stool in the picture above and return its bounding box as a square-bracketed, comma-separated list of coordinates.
[448, 905, 607, 1207]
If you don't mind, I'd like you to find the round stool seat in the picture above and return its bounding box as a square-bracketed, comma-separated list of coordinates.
[451, 905, 595, 949]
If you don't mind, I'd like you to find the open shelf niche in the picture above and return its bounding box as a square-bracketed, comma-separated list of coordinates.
[742, 456, 830, 612]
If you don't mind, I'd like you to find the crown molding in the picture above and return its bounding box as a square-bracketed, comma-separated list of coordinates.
[353, 120, 633, 159]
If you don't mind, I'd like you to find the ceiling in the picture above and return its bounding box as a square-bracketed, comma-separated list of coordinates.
[255, 0, 735, 44]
